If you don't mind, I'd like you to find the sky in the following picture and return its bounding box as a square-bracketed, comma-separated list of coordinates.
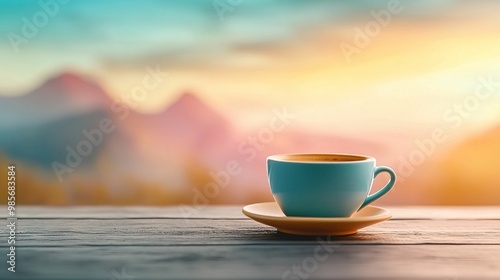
[1, 0, 500, 137]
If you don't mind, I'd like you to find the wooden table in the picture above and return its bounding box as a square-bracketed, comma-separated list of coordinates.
[1, 206, 500, 279]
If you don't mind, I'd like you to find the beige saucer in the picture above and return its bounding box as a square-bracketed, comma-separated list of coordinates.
[242, 202, 391, 236]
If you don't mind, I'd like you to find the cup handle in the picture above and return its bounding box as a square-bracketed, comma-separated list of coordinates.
[359, 166, 396, 210]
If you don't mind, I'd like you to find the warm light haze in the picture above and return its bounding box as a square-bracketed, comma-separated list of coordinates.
[0, 0, 499, 205]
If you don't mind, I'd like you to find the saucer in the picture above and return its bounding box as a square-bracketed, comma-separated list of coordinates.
[242, 202, 391, 236]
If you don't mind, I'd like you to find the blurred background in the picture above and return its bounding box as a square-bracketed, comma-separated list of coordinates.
[0, 0, 499, 206]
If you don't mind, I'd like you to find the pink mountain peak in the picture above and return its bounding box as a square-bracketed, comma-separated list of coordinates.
[33, 71, 112, 106]
[148, 91, 237, 151]
[44, 71, 93, 89]
[51, 71, 87, 82]
[161, 92, 225, 122]
[169, 92, 207, 109]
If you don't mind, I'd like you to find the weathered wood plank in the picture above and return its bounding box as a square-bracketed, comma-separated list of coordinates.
[1, 245, 499, 279]
[3, 206, 500, 219]
[1, 219, 499, 247]
[2, 207, 500, 279]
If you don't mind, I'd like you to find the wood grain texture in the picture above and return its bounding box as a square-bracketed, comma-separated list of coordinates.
[1, 206, 499, 280]
[1, 219, 500, 247]
[2, 245, 500, 280]
[4, 206, 500, 219]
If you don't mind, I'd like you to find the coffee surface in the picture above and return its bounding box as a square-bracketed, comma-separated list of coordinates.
[273, 154, 368, 162]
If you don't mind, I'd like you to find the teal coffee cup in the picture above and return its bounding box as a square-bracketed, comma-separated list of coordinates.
[267, 154, 396, 217]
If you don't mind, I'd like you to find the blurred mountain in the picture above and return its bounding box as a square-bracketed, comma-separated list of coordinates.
[0, 72, 112, 128]
[0, 72, 116, 166]
[135, 92, 240, 162]
[0, 109, 110, 166]
[0, 71, 401, 204]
